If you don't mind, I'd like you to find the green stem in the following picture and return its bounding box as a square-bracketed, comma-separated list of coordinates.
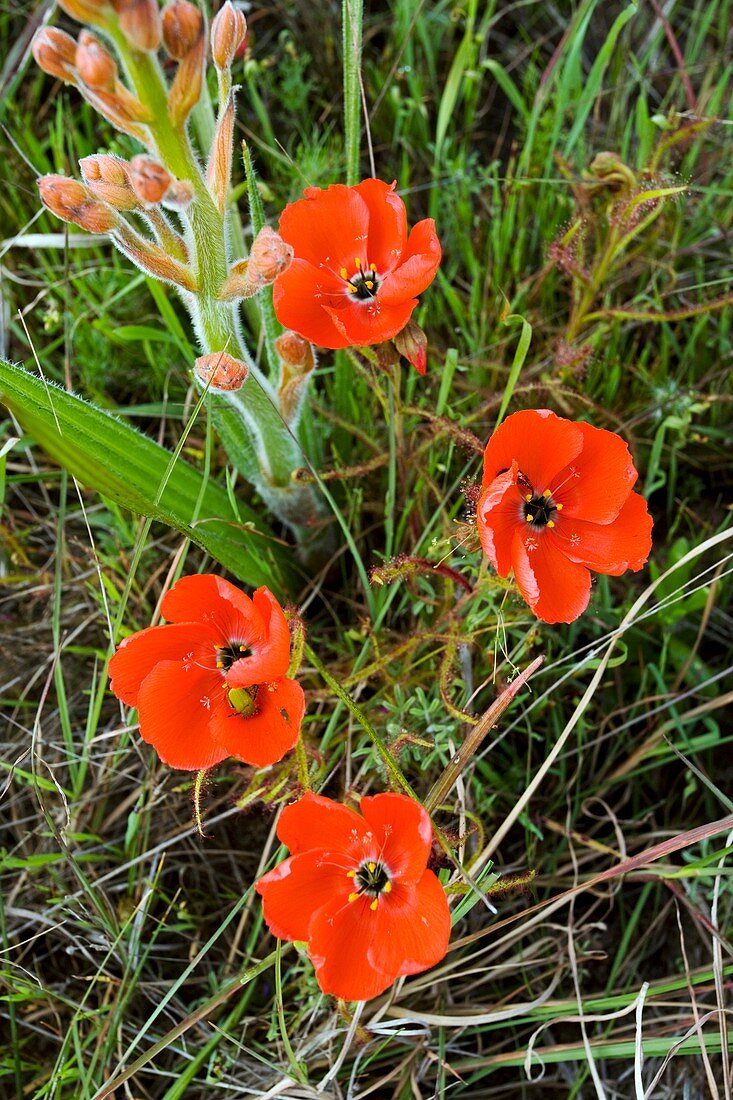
[342, 0, 363, 184]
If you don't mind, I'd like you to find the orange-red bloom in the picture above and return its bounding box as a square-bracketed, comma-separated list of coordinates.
[256, 791, 450, 1001]
[109, 575, 304, 769]
[272, 179, 441, 356]
[477, 410, 653, 624]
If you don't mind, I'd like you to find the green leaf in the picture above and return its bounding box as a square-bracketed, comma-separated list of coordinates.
[0, 361, 294, 595]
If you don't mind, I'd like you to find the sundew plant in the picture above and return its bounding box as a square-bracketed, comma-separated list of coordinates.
[1, 0, 732, 1096]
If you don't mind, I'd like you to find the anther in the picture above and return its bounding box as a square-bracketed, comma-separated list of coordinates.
[383, 881, 392, 894]
[543, 489, 552, 498]
[346, 869, 356, 878]
[369, 262, 377, 272]
[525, 514, 534, 523]
[370, 898, 379, 911]
[339, 266, 347, 279]
[556, 503, 564, 511]
[547, 520, 555, 528]
[239, 645, 246, 652]
[525, 493, 532, 502]
[365, 280, 374, 289]
[216, 660, 224, 669]
[367, 862, 376, 872]
[347, 284, 357, 293]
[348, 892, 360, 903]
[354, 257, 362, 268]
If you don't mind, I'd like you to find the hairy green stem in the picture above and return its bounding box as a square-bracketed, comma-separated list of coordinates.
[342, 0, 363, 184]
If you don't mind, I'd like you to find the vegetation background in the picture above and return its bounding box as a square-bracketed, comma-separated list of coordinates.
[0, 0, 732, 1096]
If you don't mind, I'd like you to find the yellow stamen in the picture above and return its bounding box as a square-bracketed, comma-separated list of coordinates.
[216, 660, 224, 669]
[339, 266, 347, 279]
[526, 514, 534, 523]
[347, 284, 357, 293]
[354, 256, 362, 268]
[346, 869, 356, 878]
[239, 645, 246, 652]
[369, 262, 377, 272]
[556, 503, 564, 511]
[367, 862, 376, 872]
[383, 881, 392, 894]
[365, 280, 374, 289]
[547, 520, 555, 528]
[525, 493, 532, 503]
[370, 898, 379, 911]
[348, 892, 360, 903]
[543, 489, 552, 498]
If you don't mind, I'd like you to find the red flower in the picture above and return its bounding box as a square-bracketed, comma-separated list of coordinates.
[272, 178, 441, 354]
[477, 410, 653, 624]
[108, 575, 305, 770]
[256, 791, 451, 1001]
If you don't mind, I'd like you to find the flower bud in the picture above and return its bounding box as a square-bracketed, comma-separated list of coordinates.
[129, 155, 172, 205]
[206, 91, 234, 214]
[57, 0, 111, 28]
[75, 30, 117, 91]
[167, 34, 205, 125]
[113, 222, 198, 291]
[393, 319, 427, 375]
[211, 1, 247, 70]
[274, 331, 313, 370]
[162, 179, 193, 209]
[194, 352, 248, 392]
[31, 27, 78, 83]
[162, 0, 203, 59]
[80, 154, 138, 210]
[248, 226, 293, 286]
[116, 0, 162, 52]
[38, 174, 118, 234]
[275, 332, 315, 423]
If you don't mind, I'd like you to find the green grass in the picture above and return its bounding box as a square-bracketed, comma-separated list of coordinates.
[1, 0, 732, 1096]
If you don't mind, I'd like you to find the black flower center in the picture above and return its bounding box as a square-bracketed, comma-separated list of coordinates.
[215, 641, 250, 671]
[522, 489, 562, 529]
[356, 860, 390, 896]
[341, 257, 379, 299]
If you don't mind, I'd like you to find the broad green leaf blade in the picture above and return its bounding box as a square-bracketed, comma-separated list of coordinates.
[0, 361, 294, 594]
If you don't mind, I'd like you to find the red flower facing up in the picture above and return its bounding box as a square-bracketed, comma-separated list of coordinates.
[477, 410, 653, 624]
[272, 179, 441, 357]
[109, 575, 305, 770]
[256, 791, 451, 1001]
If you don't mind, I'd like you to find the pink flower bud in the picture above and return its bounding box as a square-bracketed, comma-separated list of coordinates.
[194, 352, 248, 392]
[75, 30, 117, 91]
[162, 0, 203, 59]
[211, 1, 247, 70]
[274, 331, 312, 369]
[129, 155, 172, 205]
[38, 174, 118, 234]
[116, 0, 162, 52]
[80, 154, 138, 211]
[248, 226, 293, 287]
[31, 27, 78, 83]
[393, 319, 428, 375]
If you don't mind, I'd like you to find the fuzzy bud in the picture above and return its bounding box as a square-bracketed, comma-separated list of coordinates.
[194, 352, 248, 392]
[167, 33, 205, 125]
[113, 222, 198, 291]
[80, 154, 138, 211]
[206, 91, 234, 214]
[75, 30, 117, 91]
[211, 1, 247, 69]
[56, 0, 111, 28]
[393, 319, 428, 375]
[31, 27, 79, 84]
[162, 0, 203, 59]
[116, 0, 162, 52]
[248, 226, 293, 286]
[162, 179, 194, 209]
[275, 332, 315, 423]
[38, 174, 118, 234]
[129, 155, 172, 205]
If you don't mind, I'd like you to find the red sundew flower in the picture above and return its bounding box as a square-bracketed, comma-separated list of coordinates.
[255, 791, 451, 1001]
[477, 410, 653, 624]
[272, 179, 441, 355]
[108, 575, 305, 770]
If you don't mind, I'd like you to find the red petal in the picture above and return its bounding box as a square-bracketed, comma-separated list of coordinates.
[226, 587, 291, 688]
[160, 574, 265, 647]
[369, 871, 450, 978]
[353, 178, 407, 273]
[477, 461, 521, 576]
[323, 295, 416, 347]
[276, 790, 368, 856]
[359, 793, 432, 883]
[308, 894, 393, 1000]
[511, 527, 591, 624]
[135, 660, 229, 769]
[256, 850, 347, 941]
[482, 410, 584, 493]
[553, 422, 639, 522]
[378, 219, 441, 304]
[108, 621, 217, 706]
[209, 677, 304, 767]
[278, 184, 370, 271]
[560, 491, 653, 575]
[273, 259, 351, 349]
